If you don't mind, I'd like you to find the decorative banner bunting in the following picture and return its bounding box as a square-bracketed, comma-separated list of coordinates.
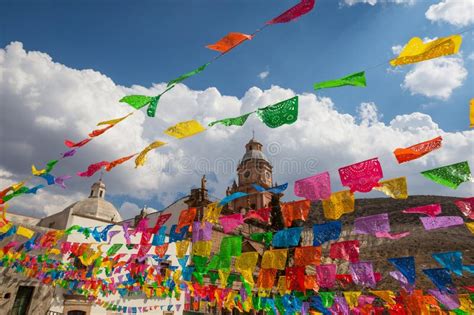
[256, 96, 298, 128]
[192, 221, 213, 243]
[294, 246, 321, 266]
[388, 256, 416, 285]
[375, 231, 410, 240]
[349, 262, 376, 288]
[219, 192, 248, 206]
[369, 290, 396, 306]
[421, 161, 471, 189]
[164, 120, 206, 139]
[390, 35, 462, 67]
[315, 264, 336, 288]
[423, 268, 455, 293]
[62, 149, 77, 158]
[312, 221, 342, 246]
[202, 202, 223, 224]
[252, 183, 288, 194]
[261, 249, 288, 270]
[393, 136, 442, 164]
[272, 227, 302, 247]
[177, 208, 196, 232]
[332, 296, 350, 315]
[389, 271, 414, 293]
[428, 289, 460, 311]
[330, 240, 360, 263]
[208, 112, 253, 127]
[432, 251, 463, 276]
[31, 159, 58, 176]
[16, 226, 34, 239]
[314, 71, 366, 90]
[338, 157, 383, 193]
[257, 268, 277, 289]
[281, 199, 310, 227]
[54, 175, 72, 189]
[420, 216, 464, 230]
[88, 124, 114, 138]
[294, 171, 331, 201]
[77, 161, 110, 177]
[402, 203, 441, 217]
[206, 32, 252, 53]
[343, 291, 361, 309]
[219, 213, 244, 234]
[374, 177, 408, 199]
[135, 140, 166, 168]
[105, 154, 137, 172]
[97, 112, 133, 126]
[454, 197, 474, 219]
[322, 190, 354, 220]
[466, 222, 474, 234]
[354, 213, 390, 235]
[267, 0, 315, 24]
[250, 231, 273, 246]
[167, 63, 210, 87]
[244, 207, 271, 223]
[65, 138, 92, 148]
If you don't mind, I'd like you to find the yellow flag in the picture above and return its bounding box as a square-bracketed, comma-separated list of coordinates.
[12, 181, 25, 191]
[370, 290, 396, 306]
[390, 35, 462, 67]
[343, 291, 361, 309]
[31, 165, 46, 176]
[47, 248, 61, 255]
[322, 190, 354, 220]
[219, 269, 230, 287]
[0, 222, 13, 234]
[192, 240, 212, 257]
[277, 276, 290, 296]
[16, 226, 34, 239]
[203, 202, 223, 224]
[374, 177, 408, 199]
[97, 112, 133, 126]
[164, 120, 206, 139]
[466, 222, 474, 234]
[261, 249, 288, 270]
[459, 294, 473, 312]
[235, 252, 259, 272]
[470, 99, 474, 128]
[135, 140, 166, 168]
[175, 240, 190, 258]
[240, 269, 255, 287]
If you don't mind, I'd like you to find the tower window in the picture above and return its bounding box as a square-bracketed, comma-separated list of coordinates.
[99, 191, 103, 198]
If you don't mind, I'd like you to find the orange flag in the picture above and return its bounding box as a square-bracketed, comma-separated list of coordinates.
[257, 268, 277, 289]
[281, 199, 310, 227]
[206, 32, 252, 53]
[294, 246, 322, 266]
[393, 136, 442, 164]
[105, 153, 137, 171]
[177, 208, 196, 232]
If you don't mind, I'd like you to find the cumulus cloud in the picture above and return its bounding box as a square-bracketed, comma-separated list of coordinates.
[1, 42, 473, 220]
[401, 56, 467, 100]
[425, 0, 474, 27]
[343, 0, 415, 6]
[258, 70, 269, 80]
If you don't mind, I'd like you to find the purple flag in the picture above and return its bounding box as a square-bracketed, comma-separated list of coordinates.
[62, 149, 77, 158]
[428, 289, 460, 310]
[294, 171, 331, 201]
[54, 175, 72, 189]
[389, 271, 414, 292]
[420, 216, 464, 230]
[353, 213, 390, 235]
[331, 296, 350, 315]
[192, 221, 213, 243]
[349, 261, 376, 288]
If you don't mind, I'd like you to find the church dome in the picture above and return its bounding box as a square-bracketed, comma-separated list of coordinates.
[241, 138, 269, 163]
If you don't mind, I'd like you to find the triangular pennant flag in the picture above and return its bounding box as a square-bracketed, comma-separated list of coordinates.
[314, 71, 366, 90]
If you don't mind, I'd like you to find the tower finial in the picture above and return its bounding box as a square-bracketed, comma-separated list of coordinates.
[252, 129, 255, 140]
[99, 170, 104, 182]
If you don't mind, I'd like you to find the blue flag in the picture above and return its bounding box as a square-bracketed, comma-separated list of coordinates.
[313, 221, 342, 246]
[432, 251, 463, 276]
[423, 268, 455, 293]
[388, 256, 416, 285]
[219, 192, 248, 206]
[272, 227, 303, 247]
[310, 295, 331, 315]
[169, 224, 187, 242]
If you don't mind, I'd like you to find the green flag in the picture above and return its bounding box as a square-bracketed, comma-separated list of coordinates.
[106, 244, 123, 256]
[320, 292, 335, 308]
[256, 96, 298, 128]
[421, 161, 471, 189]
[45, 160, 58, 173]
[250, 231, 273, 246]
[313, 71, 366, 90]
[208, 112, 253, 127]
[167, 63, 210, 87]
[119, 95, 154, 109]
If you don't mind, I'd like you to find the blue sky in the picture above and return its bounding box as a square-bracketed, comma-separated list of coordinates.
[1, 0, 473, 218]
[1, 0, 472, 131]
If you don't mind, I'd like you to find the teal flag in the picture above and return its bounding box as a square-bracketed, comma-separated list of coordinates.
[314, 71, 366, 90]
[208, 112, 253, 127]
[167, 63, 210, 87]
[421, 161, 471, 189]
[256, 96, 298, 128]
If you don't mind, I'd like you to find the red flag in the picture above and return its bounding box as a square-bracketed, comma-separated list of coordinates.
[77, 161, 110, 177]
[65, 138, 92, 148]
[267, 0, 315, 24]
[393, 136, 442, 164]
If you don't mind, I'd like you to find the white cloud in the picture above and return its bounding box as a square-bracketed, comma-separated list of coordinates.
[401, 56, 467, 100]
[392, 45, 403, 55]
[468, 52, 474, 61]
[425, 0, 474, 27]
[344, 0, 415, 6]
[1, 42, 473, 220]
[258, 70, 269, 80]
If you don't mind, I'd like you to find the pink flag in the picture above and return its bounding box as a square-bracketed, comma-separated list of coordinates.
[349, 261, 376, 288]
[77, 161, 110, 177]
[244, 207, 271, 223]
[330, 240, 360, 263]
[294, 171, 331, 201]
[375, 231, 410, 240]
[65, 138, 92, 148]
[338, 158, 383, 193]
[454, 197, 474, 219]
[219, 213, 244, 233]
[420, 216, 464, 230]
[315, 264, 336, 288]
[267, 0, 315, 24]
[402, 204, 441, 217]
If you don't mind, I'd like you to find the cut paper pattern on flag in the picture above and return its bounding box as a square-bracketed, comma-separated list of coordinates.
[167, 63, 210, 87]
[312, 221, 342, 246]
[343, 291, 361, 309]
[393, 136, 442, 164]
[423, 268, 455, 293]
[267, 0, 315, 24]
[330, 240, 360, 263]
[164, 120, 206, 139]
[294, 246, 321, 266]
[314, 71, 366, 90]
[432, 251, 463, 277]
[349, 262, 376, 288]
[208, 113, 253, 127]
[354, 213, 390, 235]
[285, 266, 305, 291]
[281, 199, 310, 227]
[206, 32, 252, 53]
[77, 161, 110, 177]
[219, 213, 244, 234]
[315, 264, 336, 288]
[250, 232, 273, 246]
[390, 35, 462, 67]
[244, 207, 270, 223]
[389, 271, 414, 293]
[322, 190, 354, 220]
[256, 96, 298, 128]
[135, 140, 166, 168]
[257, 268, 277, 289]
[388, 256, 416, 285]
[219, 192, 248, 206]
[261, 249, 288, 270]
[421, 161, 471, 189]
[420, 216, 464, 230]
[403, 204, 441, 217]
[177, 208, 196, 232]
[192, 240, 212, 257]
[294, 171, 331, 201]
[454, 197, 474, 219]
[202, 202, 223, 224]
[428, 289, 460, 311]
[374, 177, 408, 199]
[65, 138, 91, 148]
[272, 227, 303, 248]
[338, 158, 383, 193]
[192, 221, 213, 243]
[105, 154, 137, 172]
